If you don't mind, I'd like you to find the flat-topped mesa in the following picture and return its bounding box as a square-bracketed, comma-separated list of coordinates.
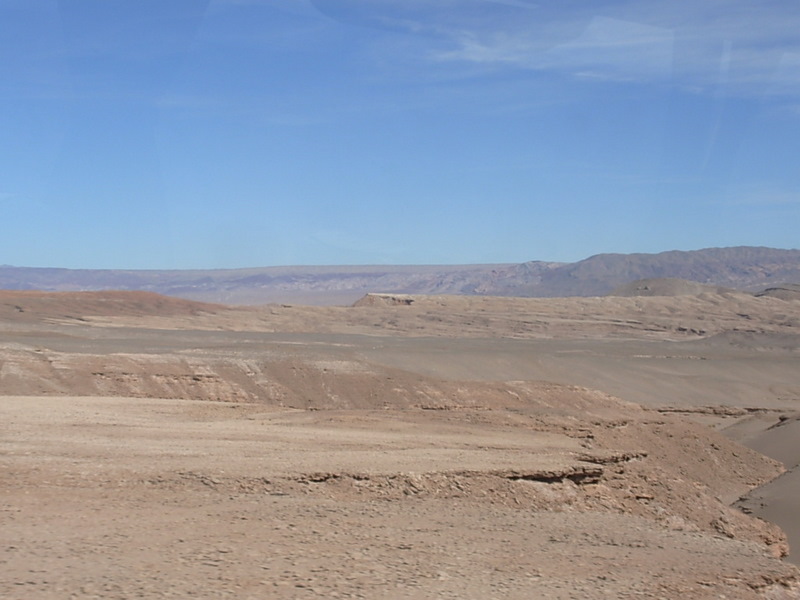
[353, 293, 416, 307]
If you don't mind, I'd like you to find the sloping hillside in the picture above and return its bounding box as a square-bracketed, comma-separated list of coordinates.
[502, 246, 800, 297]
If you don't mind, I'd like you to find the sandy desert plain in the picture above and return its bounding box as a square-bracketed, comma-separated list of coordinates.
[2, 285, 800, 599]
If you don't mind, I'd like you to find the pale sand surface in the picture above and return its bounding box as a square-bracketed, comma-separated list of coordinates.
[1, 289, 800, 598]
[1, 395, 796, 599]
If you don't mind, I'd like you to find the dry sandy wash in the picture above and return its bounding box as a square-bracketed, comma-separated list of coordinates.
[1, 288, 800, 599]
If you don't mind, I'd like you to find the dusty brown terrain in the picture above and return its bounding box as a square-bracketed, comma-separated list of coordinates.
[2, 289, 800, 598]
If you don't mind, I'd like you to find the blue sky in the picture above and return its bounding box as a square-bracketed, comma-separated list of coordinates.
[1, 0, 799, 268]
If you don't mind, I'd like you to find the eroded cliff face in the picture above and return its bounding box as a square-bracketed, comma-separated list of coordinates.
[0, 341, 790, 556]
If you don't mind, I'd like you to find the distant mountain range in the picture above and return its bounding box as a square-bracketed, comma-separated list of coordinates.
[2, 246, 798, 305]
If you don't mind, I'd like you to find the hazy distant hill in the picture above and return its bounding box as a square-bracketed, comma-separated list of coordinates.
[0, 264, 520, 305]
[528, 246, 800, 297]
[1, 246, 798, 305]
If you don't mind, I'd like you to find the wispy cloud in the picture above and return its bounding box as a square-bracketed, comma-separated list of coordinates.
[417, 0, 800, 95]
[204, 1, 800, 98]
[436, 16, 674, 83]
